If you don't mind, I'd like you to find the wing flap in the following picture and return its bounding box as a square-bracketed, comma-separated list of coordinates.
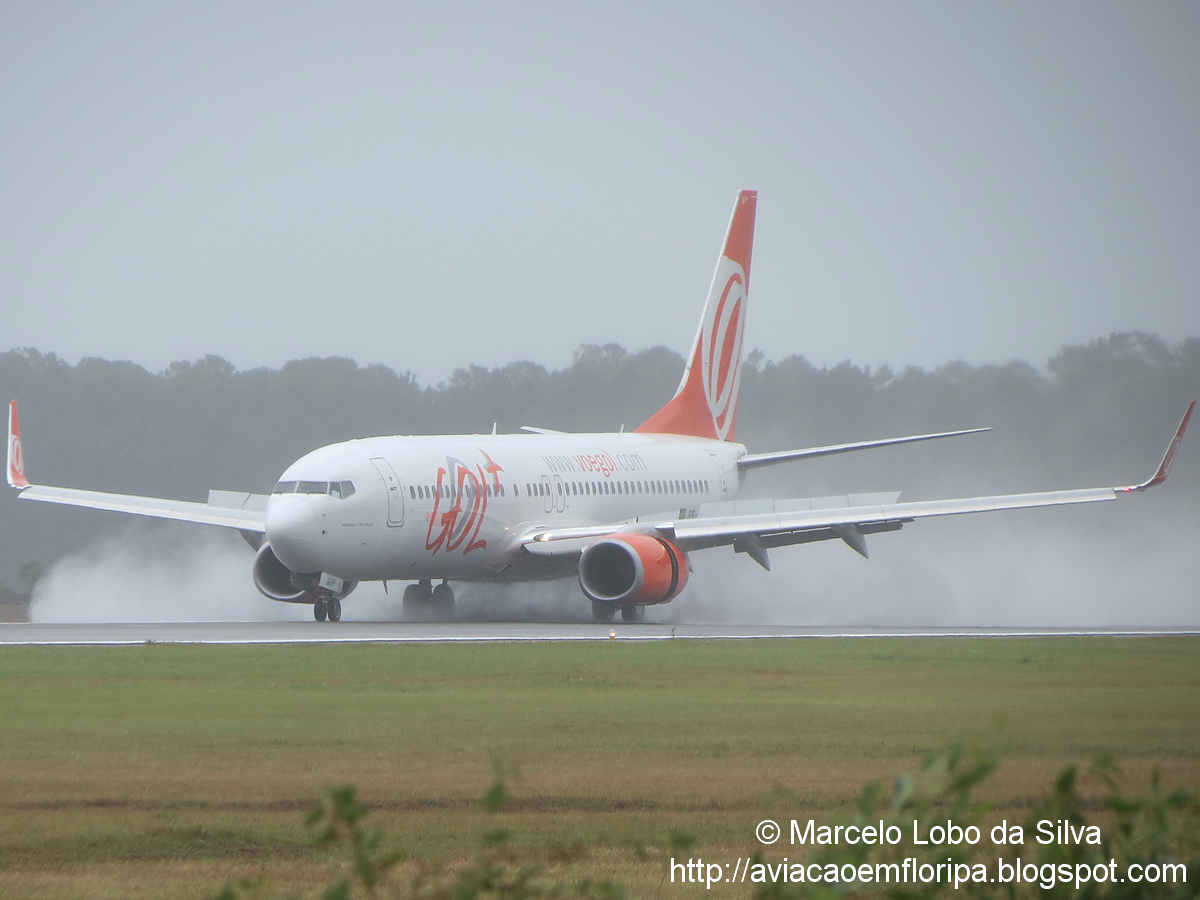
[661, 487, 1116, 547]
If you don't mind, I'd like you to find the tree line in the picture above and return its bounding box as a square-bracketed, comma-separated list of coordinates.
[0, 331, 1196, 594]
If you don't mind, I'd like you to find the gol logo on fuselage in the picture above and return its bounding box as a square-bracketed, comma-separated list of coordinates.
[425, 450, 504, 555]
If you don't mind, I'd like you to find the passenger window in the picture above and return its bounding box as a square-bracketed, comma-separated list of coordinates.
[409, 486, 415, 499]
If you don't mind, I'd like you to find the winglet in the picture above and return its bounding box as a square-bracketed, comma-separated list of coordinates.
[1117, 400, 1194, 493]
[7, 400, 30, 489]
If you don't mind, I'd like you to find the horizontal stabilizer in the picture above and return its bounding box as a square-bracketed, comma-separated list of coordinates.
[737, 427, 990, 470]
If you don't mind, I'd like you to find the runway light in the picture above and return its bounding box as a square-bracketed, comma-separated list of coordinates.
[609, 630, 616, 640]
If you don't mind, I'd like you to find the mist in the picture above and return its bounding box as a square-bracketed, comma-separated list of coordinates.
[674, 510, 1200, 628]
[29, 527, 307, 623]
[26, 499, 1199, 628]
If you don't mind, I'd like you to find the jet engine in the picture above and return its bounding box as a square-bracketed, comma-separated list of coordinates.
[578, 533, 690, 606]
[252, 542, 358, 603]
[252, 542, 317, 603]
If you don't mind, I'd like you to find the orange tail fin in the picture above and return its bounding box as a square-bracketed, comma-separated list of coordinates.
[637, 190, 757, 441]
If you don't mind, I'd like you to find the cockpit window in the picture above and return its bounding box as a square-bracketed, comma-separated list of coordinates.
[273, 481, 297, 494]
[298, 481, 328, 494]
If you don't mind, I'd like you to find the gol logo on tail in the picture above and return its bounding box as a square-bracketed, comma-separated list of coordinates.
[700, 256, 746, 441]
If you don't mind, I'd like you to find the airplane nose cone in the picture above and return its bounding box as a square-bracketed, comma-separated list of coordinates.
[266, 496, 320, 572]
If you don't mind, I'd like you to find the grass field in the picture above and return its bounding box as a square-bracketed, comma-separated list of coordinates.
[0, 637, 1197, 898]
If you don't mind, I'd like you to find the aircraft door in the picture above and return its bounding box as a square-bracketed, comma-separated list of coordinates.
[370, 457, 405, 527]
[540, 475, 554, 513]
[552, 474, 566, 512]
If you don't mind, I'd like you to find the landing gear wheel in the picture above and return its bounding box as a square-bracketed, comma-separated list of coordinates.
[592, 602, 615, 623]
[327, 597, 342, 622]
[431, 582, 455, 621]
[313, 596, 328, 622]
[403, 580, 434, 621]
[620, 605, 645, 623]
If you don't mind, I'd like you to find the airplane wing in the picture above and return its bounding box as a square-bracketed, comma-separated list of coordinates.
[7, 401, 267, 533]
[736, 426, 990, 470]
[524, 402, 1194, 569]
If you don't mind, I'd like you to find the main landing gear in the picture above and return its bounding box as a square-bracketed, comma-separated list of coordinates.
[402, 578, 455, 622]
[313, 595, 342, 623]
[591, 602, 645, 623]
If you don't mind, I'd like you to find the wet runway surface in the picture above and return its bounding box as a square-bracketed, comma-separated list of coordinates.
[0, 621, 1196, 645]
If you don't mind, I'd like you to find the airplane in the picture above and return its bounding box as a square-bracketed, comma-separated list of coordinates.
[6, 190, 1194, 624]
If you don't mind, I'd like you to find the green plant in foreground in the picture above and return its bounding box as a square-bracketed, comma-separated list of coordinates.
[214, 762, 625, 900]
[751, 743, 1198, 900]
[214, 745, 1197, 900]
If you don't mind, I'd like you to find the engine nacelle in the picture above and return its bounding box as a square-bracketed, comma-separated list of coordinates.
[252, 542, 319, 604]
[578, 533, 690, 606]
[252, 542, 359, 604]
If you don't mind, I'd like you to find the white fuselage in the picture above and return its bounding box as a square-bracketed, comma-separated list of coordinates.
[266, 432, 746, 584]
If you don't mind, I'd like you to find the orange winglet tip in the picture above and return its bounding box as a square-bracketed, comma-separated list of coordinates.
[7, 400, 30, 488]
[1117, 400, 1194, 493]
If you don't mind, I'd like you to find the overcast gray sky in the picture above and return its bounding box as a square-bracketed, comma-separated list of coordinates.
[2, 2, 1197, 384]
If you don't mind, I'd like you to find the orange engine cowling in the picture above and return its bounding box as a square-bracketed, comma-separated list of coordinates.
[578, 533, 690, 606]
